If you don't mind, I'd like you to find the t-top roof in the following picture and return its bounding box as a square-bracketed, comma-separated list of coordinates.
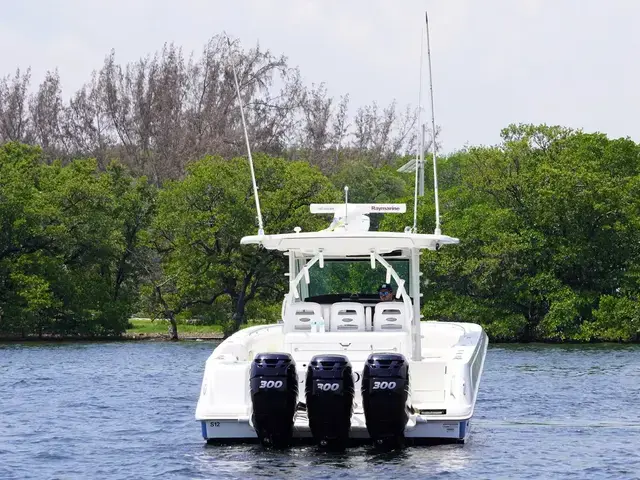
[240, 230, 459, 255]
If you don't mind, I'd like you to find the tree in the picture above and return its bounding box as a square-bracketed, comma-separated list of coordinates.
[384, 124, 640, 342]
[0, 142, 154, 337]
[29, 70, 66, 158]
[2, 33, 429, 182]
[145, 154, 338, 339]
[0, 69, 32, 144]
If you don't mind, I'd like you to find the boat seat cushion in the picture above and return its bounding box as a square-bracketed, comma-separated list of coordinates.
[285, 301, 324, 332]
[374, 302, 406, 331]
[330, 302, 366, 331]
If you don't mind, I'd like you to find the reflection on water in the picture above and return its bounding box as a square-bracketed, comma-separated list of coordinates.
[0, 341, 639, 479]
[193, 443, 475, 479]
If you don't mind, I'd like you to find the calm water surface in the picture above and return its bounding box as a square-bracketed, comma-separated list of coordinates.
[1, 341, 639, 479]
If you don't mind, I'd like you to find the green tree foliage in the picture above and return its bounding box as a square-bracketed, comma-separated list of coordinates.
[330, 159, 410, 203]
[3, 122, 640, 342]
[144, 154, 338, 338]
[385, 124, 640, 342]
[329, 159, 412, 231]
[307, 259, 410, 297]
[0, 142, 154, 337]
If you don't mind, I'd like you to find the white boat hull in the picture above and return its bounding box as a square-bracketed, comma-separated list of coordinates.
[195, 320, 487, 445]
[200, 415, 472, 443]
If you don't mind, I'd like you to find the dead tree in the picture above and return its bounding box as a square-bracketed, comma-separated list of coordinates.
[29, 70, 66, 159]
[1, 34, 440, 178]
[0, 68, 32, 144]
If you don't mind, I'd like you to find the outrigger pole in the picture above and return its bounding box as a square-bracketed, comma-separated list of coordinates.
[411, 25, 425, 233]
[425, 11, 441, 236]
[398, 11, 442, 236]
[226, 34, 265, 236]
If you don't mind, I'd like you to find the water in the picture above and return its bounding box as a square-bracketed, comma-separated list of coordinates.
[1, 341, 639, 480]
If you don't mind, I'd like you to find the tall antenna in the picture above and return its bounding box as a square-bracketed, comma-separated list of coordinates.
[227, 35, 265, 236]
[412, 27, 425, 233]
[425, 11, 441, 235]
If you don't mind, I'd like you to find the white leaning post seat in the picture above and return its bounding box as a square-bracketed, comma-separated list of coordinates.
[285, 302, 324, 332]
[373, 302, 406, 331]
[330, 302, 366, 331]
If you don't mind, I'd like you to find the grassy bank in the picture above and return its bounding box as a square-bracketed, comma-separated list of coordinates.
[0, 318, 274, 342]
[124, 318, 275, 339]
[125, 318, 224, 339]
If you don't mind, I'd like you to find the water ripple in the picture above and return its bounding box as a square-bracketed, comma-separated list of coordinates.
[1, 341, 639, 479]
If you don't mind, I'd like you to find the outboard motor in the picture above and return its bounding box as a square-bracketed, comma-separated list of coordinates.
[361, 353, 410, 449]
[249, 352, 298, 448]
[305, 354, 354, 450]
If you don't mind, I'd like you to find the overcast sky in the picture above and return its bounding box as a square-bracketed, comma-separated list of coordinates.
[1, 0, 638, 154]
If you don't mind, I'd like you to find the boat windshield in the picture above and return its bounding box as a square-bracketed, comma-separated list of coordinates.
[304, 259, 410, 301]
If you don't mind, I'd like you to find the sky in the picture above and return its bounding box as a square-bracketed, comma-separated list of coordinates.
[1, 0, 639, 154]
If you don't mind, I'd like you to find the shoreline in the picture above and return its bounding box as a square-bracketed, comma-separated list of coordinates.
[0, 331, 225, 343]
[1, 334, 638, 346]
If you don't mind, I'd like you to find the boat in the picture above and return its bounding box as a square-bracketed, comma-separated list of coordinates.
[195, 12, 488, 449]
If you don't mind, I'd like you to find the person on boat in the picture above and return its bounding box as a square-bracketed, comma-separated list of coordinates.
[378, 283, 395, 302]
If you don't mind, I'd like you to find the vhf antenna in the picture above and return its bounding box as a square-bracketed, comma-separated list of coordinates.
[425, 11, 441, 235]
[411, 25, 425, 233]
[226, 34, 265, 236]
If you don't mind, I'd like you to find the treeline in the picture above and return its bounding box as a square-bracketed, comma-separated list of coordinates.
[0, 33, 425, 340]
[0, 141, 405, 339]
[0, 142, 154, 338]
[384, 124, 640, 343]
[0, 34, 424, 184]
[1, 123, 639, 342]
[1, 35, 638, 342]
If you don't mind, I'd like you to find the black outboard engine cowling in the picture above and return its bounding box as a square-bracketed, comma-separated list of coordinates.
[249, 352, 298, 448]
[305, 354, 354, 450]
[361, 353, 410, 449]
